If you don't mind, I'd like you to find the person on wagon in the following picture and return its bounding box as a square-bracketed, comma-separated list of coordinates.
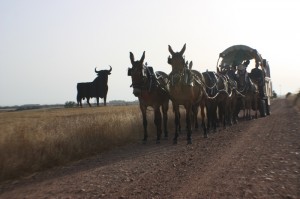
[227, 65, 237, 81]
[250, 61, 265, 98]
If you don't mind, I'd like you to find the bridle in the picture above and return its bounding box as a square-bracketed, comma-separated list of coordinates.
[168, 54, 189, 86]
[128, 65, 152, 91]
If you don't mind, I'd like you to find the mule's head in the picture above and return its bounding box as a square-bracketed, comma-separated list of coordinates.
[168, 44, 186, 73]
[128, 51, 147, 97]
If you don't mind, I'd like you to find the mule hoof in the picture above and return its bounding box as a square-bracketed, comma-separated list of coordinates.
[156, 140, 161, 144]
[142, 139, 147, 144]
[173, 139, 178, 145]
[187, 139, 192, 144]
[204, 134, 208, 138]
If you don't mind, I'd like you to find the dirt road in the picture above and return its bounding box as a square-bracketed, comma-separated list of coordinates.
[0, 99, 299, 198]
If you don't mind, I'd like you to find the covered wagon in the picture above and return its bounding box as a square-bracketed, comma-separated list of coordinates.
[217, 44, 272, 116]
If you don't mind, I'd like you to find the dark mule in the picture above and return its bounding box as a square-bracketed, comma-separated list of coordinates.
[202, 71, 230, 132]
[128, 51, 169, 143]
[236, 64, 258, 119]
[178, 61, 203, 130]
[167, 44, 208, 144]
[187, 63, 207, 131]
[218, 65, 239, 125]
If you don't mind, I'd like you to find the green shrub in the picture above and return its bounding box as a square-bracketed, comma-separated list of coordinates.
[64, 101, 76, 108]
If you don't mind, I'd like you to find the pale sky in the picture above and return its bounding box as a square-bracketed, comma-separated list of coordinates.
[0, 0, 299, 106]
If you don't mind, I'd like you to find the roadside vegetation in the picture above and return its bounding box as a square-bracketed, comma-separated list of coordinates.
[285, 90, 300, 110]
[0, 105, 174, 182]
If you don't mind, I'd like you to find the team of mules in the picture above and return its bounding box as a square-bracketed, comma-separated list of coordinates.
[76, 44, 265, 144]
[128, 44, 265, 144]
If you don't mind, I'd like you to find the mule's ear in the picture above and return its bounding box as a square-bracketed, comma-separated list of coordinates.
[130, 52, 135, 65]
[189, 61, 193, 69]
[168, 56, 172, 65]
[180, 43, 186, 56]
[168, 45, 175, 56]
[140, 51, 145, 63]
[128, 68, 132, 76]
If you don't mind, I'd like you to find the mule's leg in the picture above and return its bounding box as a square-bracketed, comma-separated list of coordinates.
[205, 102, 211, 133]
[240, 97, 246, 120]
[245, 102, 249, 120]
[185, 104, 192, 144]
[247, 98, 251, 120]
[254, 97, 258, 119]
[162, 102, 169, 139]
[192, 104, 199, 129]
[217, 98, 226, 129]
[173, 105, 180, 144]
[154, 107, 162, 144]
[173, 104, 181, 133]
[201, 103, 208, 138]
[140, 105, 148, 143]
[235, 97, 242, 122]
[178, 109, 181, 133]
[243, 102, 246, 120]
[221, 103, 226, 129]
[212, 103, 218, 132]
[228, 99, 233, 126]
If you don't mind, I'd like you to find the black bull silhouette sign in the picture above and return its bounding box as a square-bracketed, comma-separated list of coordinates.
[76, 66, 112, 107]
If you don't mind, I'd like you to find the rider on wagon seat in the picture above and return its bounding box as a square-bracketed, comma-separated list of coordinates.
[250, 61, 265, 98]
[227, 64, 237, 81]
[237, 62, 248, 79]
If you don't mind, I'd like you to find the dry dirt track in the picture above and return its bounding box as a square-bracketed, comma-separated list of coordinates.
[0, 99, 299, 199]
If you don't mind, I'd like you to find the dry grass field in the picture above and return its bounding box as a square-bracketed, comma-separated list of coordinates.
[1, 92, 298, 183]
[0, 105, 174, 182]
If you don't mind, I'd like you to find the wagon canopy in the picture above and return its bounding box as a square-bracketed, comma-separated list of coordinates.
[218, 44, 270, 77]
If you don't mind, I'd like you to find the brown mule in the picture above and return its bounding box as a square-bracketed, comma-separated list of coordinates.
[167, 44, 208, 144]
[128, 51, 169, 143]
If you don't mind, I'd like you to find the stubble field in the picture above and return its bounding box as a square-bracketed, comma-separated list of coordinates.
[0, 104, 167, 182]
